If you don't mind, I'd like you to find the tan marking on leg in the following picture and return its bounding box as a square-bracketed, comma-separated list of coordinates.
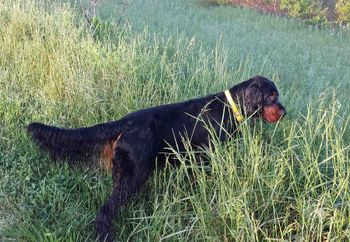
[100, 133, 122, 171]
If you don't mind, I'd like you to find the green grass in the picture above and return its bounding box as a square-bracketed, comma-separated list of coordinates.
[1, 0, 350, 241]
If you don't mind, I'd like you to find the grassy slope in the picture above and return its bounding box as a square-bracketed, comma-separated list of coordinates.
[103, 0, 350, 115]
[1, 0, 350, 241]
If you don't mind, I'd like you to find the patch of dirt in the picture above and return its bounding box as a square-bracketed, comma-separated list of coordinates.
[227, 0, 285, 15]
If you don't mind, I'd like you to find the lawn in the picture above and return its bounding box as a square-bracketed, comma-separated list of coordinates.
[1, 0, 350, 241]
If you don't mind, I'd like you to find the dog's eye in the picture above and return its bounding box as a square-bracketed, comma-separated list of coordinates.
[266, 92, 277, 102]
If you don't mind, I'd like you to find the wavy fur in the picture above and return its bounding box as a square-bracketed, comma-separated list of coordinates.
[28, 76, 286, 242]
[27, 121, 122, 162]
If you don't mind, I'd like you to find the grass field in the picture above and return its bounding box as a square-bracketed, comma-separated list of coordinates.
[1, 0, 350, 241]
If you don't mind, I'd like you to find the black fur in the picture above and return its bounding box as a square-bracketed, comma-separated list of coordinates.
[27, 75, 286, 241]
[27, 120, 124, 161]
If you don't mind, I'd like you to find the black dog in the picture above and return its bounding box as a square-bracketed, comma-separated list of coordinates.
[28, 75, 286, 241]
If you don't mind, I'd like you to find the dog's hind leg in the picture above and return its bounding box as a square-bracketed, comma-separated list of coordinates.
[95, 126, 157, 241]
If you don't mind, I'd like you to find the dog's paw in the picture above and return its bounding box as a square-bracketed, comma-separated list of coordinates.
[95, 207, 115, 242]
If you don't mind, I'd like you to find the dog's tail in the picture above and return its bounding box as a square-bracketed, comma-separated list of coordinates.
[27, 121, 123, 170]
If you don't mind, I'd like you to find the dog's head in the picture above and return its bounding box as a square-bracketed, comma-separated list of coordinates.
[241, 76, 286, 123]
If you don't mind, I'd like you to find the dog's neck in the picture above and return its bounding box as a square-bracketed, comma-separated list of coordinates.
[224, 90, 243, 123]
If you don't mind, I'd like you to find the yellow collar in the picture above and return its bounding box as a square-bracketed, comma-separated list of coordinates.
[224, 90, 244, 123]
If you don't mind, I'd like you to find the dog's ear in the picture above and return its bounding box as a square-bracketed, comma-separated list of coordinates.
[243, 82, 263, 117]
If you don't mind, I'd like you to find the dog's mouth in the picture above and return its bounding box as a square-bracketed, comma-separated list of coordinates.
[262, 104, 286, 123]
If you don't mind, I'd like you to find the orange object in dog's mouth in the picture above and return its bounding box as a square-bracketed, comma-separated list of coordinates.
[263, 104, 286, 123]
